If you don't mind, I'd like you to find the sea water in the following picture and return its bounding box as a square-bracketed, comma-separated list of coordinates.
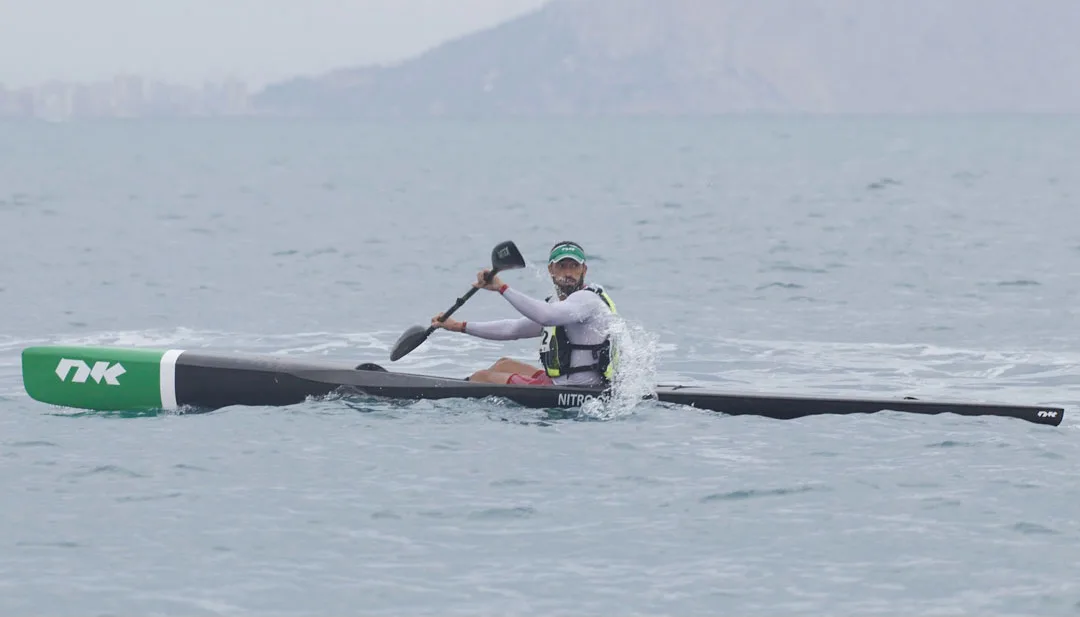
[1, 115, 1079, 615]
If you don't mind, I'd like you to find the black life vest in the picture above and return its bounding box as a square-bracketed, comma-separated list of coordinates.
[538, 284, 618, 383]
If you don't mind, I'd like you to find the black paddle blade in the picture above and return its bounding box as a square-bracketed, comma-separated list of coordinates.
[389, 324, 432, 361]
[491, 241, 526, 272]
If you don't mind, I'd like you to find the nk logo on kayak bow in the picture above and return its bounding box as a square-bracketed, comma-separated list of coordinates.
[54, 359, 126, 386]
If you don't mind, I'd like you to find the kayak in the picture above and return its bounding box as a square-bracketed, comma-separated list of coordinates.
[19, 345, 1065, 426]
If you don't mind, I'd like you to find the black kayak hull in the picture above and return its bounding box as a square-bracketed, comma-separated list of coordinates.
[21, 345, 1066, 426]
[174, 351, 1069, 426]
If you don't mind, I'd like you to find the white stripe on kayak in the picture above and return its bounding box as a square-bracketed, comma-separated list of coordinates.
[160, 349, 184, 410]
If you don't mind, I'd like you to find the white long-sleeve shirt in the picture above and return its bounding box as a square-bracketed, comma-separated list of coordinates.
[464, 286, 613, 385]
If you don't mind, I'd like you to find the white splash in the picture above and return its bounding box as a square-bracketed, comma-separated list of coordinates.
[579, 314, 660, 420]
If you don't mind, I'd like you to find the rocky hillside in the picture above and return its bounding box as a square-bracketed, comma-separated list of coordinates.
[253, 0, 1080, 116]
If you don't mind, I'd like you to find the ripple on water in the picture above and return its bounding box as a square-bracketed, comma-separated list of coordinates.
[6, 441, 59, 448]
[115, 491, 185, 504]
[994, 279, 1041, 287]
[926, 440, 979, 448]
[15, 541, 81, 549]
[700, 485, 823, 503]
[62, 465, 146, 479]
[467, 506, 537, 520]
[489, 478, 541, 488]
[1011, 522, 1060, 535]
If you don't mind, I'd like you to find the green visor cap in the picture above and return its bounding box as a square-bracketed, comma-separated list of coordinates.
[549, 243, 586, 264]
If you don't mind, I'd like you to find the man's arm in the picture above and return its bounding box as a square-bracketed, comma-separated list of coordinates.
[431, 312, 543, 340]
[464, 317, 543, 340]
[499, 287, 601, 327]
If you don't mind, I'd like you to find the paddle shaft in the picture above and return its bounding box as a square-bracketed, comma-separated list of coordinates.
[429, 269, 500, 333]
[390, 240, 524, 362]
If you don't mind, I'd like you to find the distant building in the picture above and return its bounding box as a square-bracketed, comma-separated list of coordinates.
[33, 82, 75, 121]
[0, 75, 252, 119]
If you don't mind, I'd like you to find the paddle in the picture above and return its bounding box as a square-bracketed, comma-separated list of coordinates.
[389, 240, 526, 361]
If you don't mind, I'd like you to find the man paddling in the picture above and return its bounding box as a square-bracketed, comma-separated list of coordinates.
[430, 241, 619, 386]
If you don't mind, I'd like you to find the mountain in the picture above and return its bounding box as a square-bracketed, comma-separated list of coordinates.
[252, 0, 1080, 116]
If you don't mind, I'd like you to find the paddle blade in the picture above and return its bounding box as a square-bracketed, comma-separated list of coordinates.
[389, 325, 432, 361]
[491, 241, 526, 272]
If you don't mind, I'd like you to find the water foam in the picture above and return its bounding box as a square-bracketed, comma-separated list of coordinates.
[689, 335, 1080, 409]
[40, 327, 224, 349]
[502, 271, 664, 419]
[580, 315, 661, 420]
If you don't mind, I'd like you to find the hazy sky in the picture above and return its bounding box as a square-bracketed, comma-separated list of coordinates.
[0, 0, 550, 88]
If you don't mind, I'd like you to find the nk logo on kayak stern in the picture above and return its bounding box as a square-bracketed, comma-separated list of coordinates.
[54, 359, 126, 386]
